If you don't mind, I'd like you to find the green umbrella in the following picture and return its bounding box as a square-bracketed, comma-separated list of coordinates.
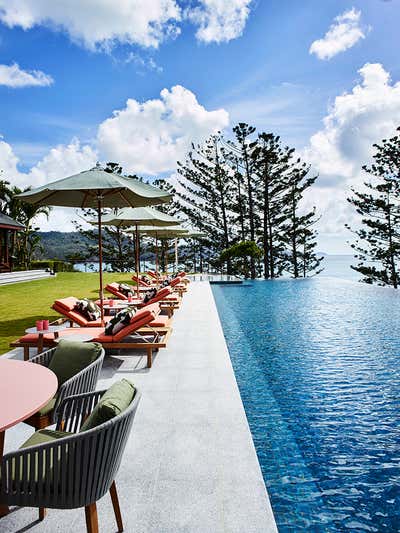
[92, 207, 179, 296]
[17, 167, 172, 322]
[135, 225, 188, 276]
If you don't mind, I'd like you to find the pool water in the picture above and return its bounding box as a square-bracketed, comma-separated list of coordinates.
[212, 278, 400, 532]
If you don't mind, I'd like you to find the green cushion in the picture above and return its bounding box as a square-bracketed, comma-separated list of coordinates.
[20, 429, 71, 449]
[37, 397, 57, 416]
[80, 379, 135, 432]
[48, 340, 102, 387]
[0, 429, 71, 484]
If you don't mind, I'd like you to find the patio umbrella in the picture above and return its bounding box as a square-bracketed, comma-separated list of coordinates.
[16, 168, 172, 323]
[92, 207, 180, 297]
[138, 225, 190, 274]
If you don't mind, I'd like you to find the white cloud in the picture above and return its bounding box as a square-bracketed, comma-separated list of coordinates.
[309, 8, 367, 60]
[0, 62, 53, 87]
[97, 85, 229, 174]
[0, 137, 97, 230]
[0, 85, 228, 228]
[189, 0, 252, 43]
[0, 0, 181, 50]
[0, 1, 254, 49]
[303, 63, 400, 235]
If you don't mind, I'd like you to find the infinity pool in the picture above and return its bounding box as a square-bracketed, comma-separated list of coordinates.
[212, 278, 400, 532]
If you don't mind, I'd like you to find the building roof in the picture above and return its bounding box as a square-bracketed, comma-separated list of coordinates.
[0, 212, 25, 230]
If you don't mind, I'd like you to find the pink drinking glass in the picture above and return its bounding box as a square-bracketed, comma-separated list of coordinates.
[109, 299, 114, 307]
[36, 320, 43, 331]
[43, 319, 49, 330]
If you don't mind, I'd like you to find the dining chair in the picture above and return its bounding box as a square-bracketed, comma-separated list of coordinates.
[0, 384, 141, 532]
[25, 341, 105, 430]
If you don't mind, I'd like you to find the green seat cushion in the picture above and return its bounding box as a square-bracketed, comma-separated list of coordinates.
[20, 429, 71, 449]
[0, 429, 71, 485]
[37, 397, 57, 417]
[48, 340, 102, 387]
[80, 379, 135, 432]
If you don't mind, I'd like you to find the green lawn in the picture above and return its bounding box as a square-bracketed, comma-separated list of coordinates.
[0, 272, 134, 355]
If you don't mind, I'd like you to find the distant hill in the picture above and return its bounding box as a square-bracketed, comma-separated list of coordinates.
[37, 231, 91, 260]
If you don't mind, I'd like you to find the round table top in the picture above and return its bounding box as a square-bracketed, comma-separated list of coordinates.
[102, 303, 129, 310]
[55, 332, 94, 343]
[25, 324, 66, 335]
[0, 359, 58, 432]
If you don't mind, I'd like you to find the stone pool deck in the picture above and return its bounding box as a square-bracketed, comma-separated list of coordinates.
[2, 281, 277, 532]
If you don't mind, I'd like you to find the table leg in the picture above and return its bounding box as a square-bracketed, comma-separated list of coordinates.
[37, 333, 44, 354]
[0, 431, 9, 517]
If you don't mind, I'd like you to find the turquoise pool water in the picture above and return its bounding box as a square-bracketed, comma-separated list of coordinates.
[212, 278, 400, 532]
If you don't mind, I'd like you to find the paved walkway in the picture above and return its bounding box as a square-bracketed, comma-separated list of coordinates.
[2, 282, 277, 532]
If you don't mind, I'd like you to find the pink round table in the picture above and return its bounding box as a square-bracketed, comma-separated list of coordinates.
[0, 359, 58, 516]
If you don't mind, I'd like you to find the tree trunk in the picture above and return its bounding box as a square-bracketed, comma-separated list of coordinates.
[387, 194, 398, 288]
[291, 186, 299, 278]
[262, 161, 270, 279]
[244, 150, 256, 278]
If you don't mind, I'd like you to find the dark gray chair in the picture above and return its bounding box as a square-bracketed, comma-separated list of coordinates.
[0, 387, 141, 532]
[25, 345, 105, 429]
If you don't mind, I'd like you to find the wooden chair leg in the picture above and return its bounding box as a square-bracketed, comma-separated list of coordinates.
[24, 346, 29, 361]
[110, 481, 123, 532]
[39, 507, 47, 521]
[85, 503, 99, 533]
[147, 348, 152, 368]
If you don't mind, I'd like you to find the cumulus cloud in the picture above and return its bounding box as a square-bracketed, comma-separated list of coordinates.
[0, 63, 53, 88]
[0, 85, 229, 229]
[303, 63, 400, 234]
[97, 85, 229, 174]
[0, 0, 181, 50]
[0, 138, 97, 230]
[189, 0, 252, 43]
[309, 8, 367, 60]
[0, 1, 254, 50]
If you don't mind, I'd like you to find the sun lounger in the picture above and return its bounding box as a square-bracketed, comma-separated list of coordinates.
[11, 307, 172, 367]
[51, 296, 112, 327]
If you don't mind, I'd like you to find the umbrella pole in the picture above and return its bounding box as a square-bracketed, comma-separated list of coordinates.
[175, 238, 178, 273]
[155, 233, 159, 289]
[97, 196, 104, 325]
[135, 223, 140, 299]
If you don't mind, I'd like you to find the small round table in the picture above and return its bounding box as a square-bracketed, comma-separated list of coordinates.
[102, 303, 129, 315]
[0, 359, 58, 516]
[25, 324, 67, 354]
[55, 331, 95, 343]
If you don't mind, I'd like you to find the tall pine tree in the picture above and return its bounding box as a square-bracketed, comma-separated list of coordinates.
[347, 130, 400, 288]
[176, 135, 235, 271]
[282, 163, 323, 278]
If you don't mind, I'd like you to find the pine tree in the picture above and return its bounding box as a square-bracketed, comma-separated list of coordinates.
[251, 133, 293, 278]
[347, 130, 400, 288]
[282, 164, 323, 278]
[231, 123, 258, 278]
[176, 135, 235, 271]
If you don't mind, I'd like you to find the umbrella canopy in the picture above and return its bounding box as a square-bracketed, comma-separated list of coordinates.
[138, 225, 189, 238]
[98, 206, 179, 228]
[92, 207, 180, 296]
[16, 169, 172, 208]
[17, 168, 172, 322]
[136, 226, 190, 274]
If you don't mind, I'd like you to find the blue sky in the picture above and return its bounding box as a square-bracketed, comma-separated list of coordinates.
[0, 0, 399, 252]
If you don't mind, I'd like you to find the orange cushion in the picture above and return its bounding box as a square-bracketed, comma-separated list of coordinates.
[113, 312, 155, 341]
[150, 316, 170, 327]
[106, 284, 128, 300]
[54, 297, 78, 312]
